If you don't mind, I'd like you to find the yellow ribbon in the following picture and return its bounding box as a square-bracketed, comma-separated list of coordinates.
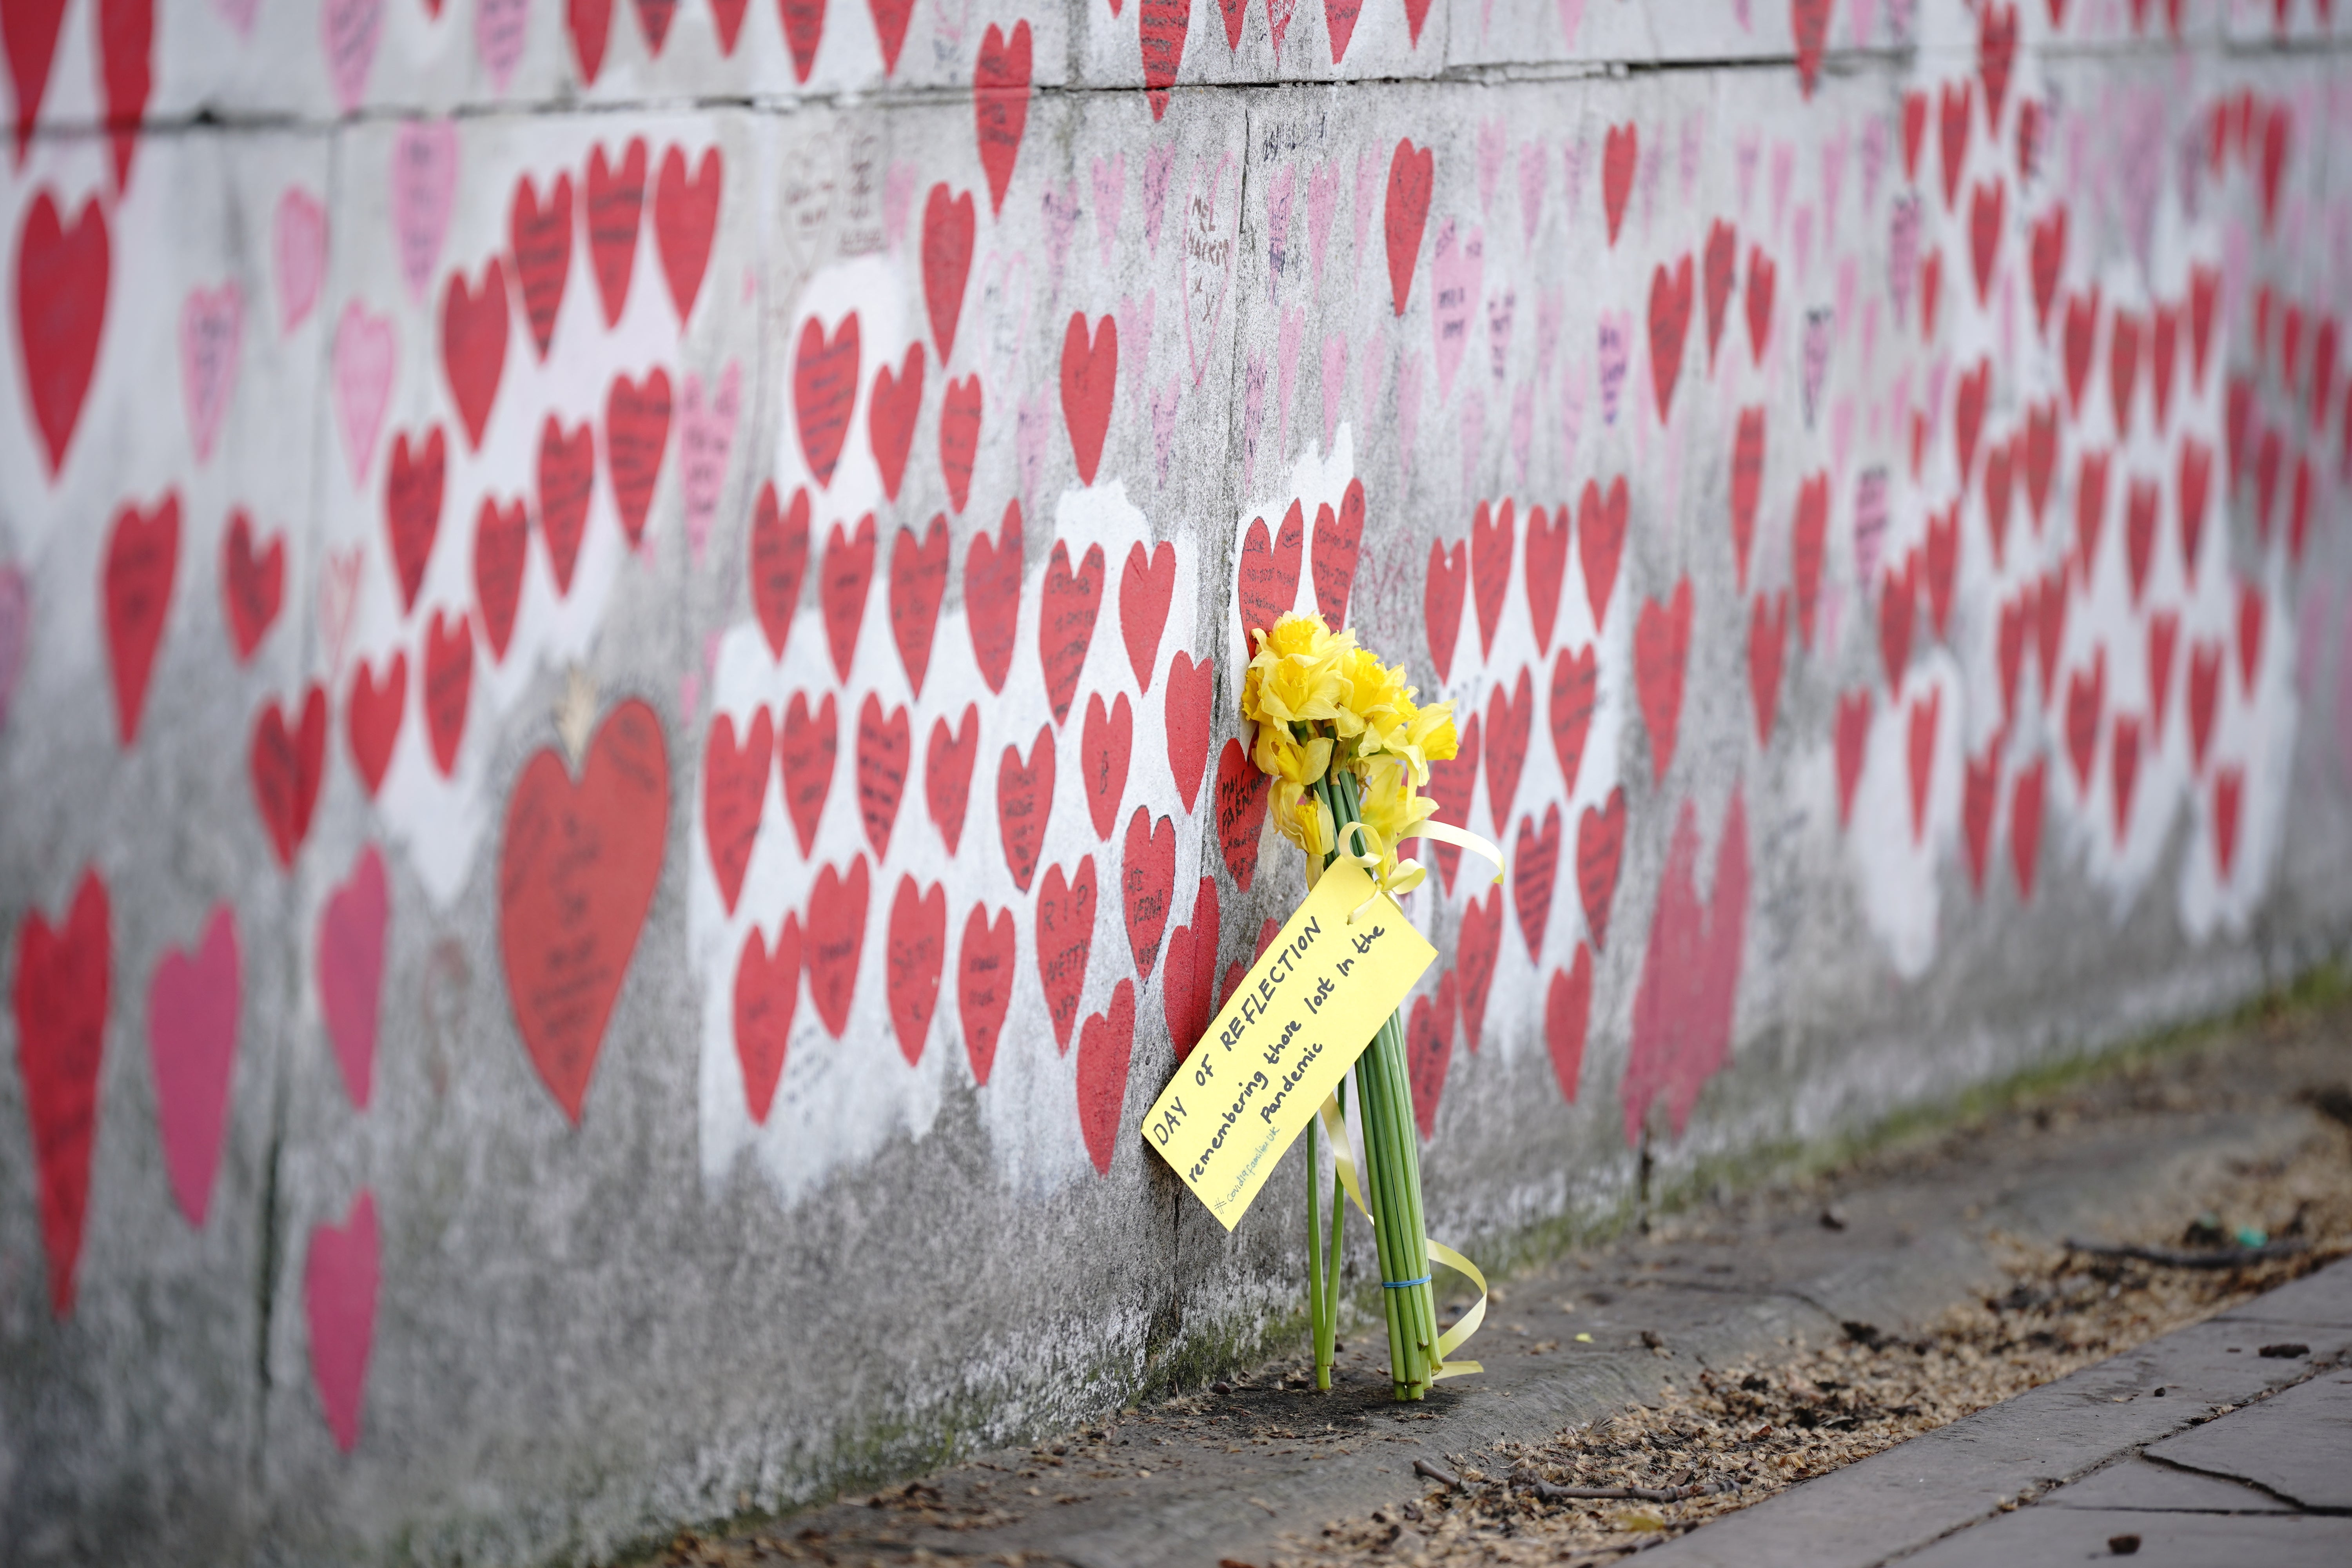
[1330, 819, 1508, 925]
[1315, 1094, 1487, 1381]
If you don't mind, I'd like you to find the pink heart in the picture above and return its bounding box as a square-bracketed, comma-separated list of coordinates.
[475, 0, 528, 91]
[1518, 140, 1547, 249]
[882, 160, 918, 247]
[1091, 152, 1125, 269]
[1597, 311, 1630, 426]
[1151, 377, 1182, 487]
[332, 303, 396, 488]
[180, 282, 244, 466]
[1557, 0, 1586, 45]
[1477, 120, 1506, 219]
[1015, 387, 1054, 515]
[319, 845, 388, 1111]
[679, 361, 741, 564]
[147, 905, 241, 1229]
[391, 120, 458, 306]
[305, 1189, 379, 1453]
[321, 0, 383, 115]
[1306, 160, 1339, 289]
[274, 187, 327, 334]
[213, 0, 261, 36]
[1430, 221, 1483, 401]
[318, 548, 363, 675]
[0, 566, 26, 733]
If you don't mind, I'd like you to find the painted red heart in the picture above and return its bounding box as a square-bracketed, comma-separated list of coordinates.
[440, 257, 509, 452]
[2189, 264, 2218, 388]
[95, 15, 144, 188]
[711, 0, 750, 51]
[2185, 639, 2222, 774]
[509, 172, 572, 359]
[12, 868, 108, 1316]
[794, 311, 862, 488]
[1139, 0, 1191, 118]
[346, 651, 406, 798]
[1905, 688, 1940, 843]
[2024, 399, 2058, 528]
[4, 0, 68, 162]
[1240, 504, 1307, 653]
[777, 0, 822, 78]
[1724, 407, 1767, 593]
[1469, 497, 1515, 659]
[2074, 449, 2109, 585]
[1922, 503, 1959, 640]
[966, 499, 1023, 693]
[958, 904, 1016, 1085]
[1214, 0, 1247, 47]
[1547, 642, 1598, 797]
[304, 1189, 378, 1454]
[1745, 245, 1775, 364]
[1960, 739, 1999, 894]
[2149, 301, 2182, 431]
[1748, 590, 1788, 746]
[2029, 203, 2066, 334]
[1791, 0, 1829, 96]
[2108, 310, 2142, 436]
[924, 704, 977, 855]
[703, 706, 771, 915]
[1919, 249, 1943, 343]
[1984, 436, 2016, 569]
[1938, 81, 1973, 211]
[2252, 423, 2280, 539]
[1648, 252, 1695, 422]
[2034, 566, 2069, 707]
[779, 691, 838, 855]
[2108, 711, 2142, 842]
[1165, 651, 1213, 813]
[385, 426, 445, 615]
[1835, 688, 1872, 827]
[1601, 122, 1636, 246]
[855, 693, 911, 858]
[1955, 356, 1990, 489]
[1701, 219, 1739, 370]
[998, 724, 1056, 892]
[1967, 179, 2004, 306]
[1213, 737, 1269, 891]
[1900, 89, 1929, 180]
[2065, 648, 2105, 792]
[469, 495, 526, 663]
[1622, 790, 1749, 1142]
[570, 0, 615, 87]
[2147, 612, 2179, 746]
[748, 482, 811, 660]
[1406, 972, 1458, 1138]
[1577, 475, 1627, 632]
[1040, 541, 1106, 724]
[940, 373, 982, 514]
[804, 855, 871, 1039]
[585, 139, 646, 328]
[1161, 877, 1220, 1059]
[1978, 3, 2017, 133]
[2062, 288, 2100, 417]
[1513, 803, 1562, 960]
[1994, 753, 2040, 900]
[974, 22, 1032, 216]
[220, 510, 283, 664]
[2237, 579, 2265, 695]
[919, 184, 977, 364]
[250, 686, 326, 873]
[2177, 437, 2210, 584]
[317, 843, 387, 1116]
[15, 190, 110, 477]
[1385, 138, 1434, 316]
[1483, 665, 1534, 828]
[653, 144, 720, 324]
[605, 367, 672, 547]
[1879, 553, 1918, 691]
[1036, 856, 1098, 1050]
[634, 0, 682, 53]
[1522, 500, 1568, 654]
[1060, 312, 1119, 485]
[1080, 691, 1134, 840]
[886, 876, 946, 1065]
[732, 914, 799, 1122]
[869, 342, 925, 502]
[536, 417, 595, 596]
[147, 902, 239, 1229]
[1633, 578, 1692, 784]
[820, 514, 877, 680]
[103, 492, 179, 747]
[1424, 536, 1467, 681]
[1120, 541, 1176, 691]
[1576, 786, 1624, 951]
[422, 609, 472, 777]
[888, 513, 949, 695]
[1793, 471, 1828, 647]
[1121, 807, 1176, 978]
[1457, 886, 1501, 1051]
[1996, 588, 2030, 724]
[2122, 477, 2158, 608]
[1416, 710, 1476, 889]
[1546, 946, 1592, 1102]
[1076, 978, 1136, 1175]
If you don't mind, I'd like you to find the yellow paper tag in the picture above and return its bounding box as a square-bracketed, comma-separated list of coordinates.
[1141, 857, 1436, 1230]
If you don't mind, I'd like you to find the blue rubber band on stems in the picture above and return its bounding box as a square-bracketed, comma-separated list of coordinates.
[1381, 1274, 1432, 1289]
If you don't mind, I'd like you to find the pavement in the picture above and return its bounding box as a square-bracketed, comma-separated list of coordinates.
[1646, 1259, 2352, 1568]
[653, 1004, 2352, 1568]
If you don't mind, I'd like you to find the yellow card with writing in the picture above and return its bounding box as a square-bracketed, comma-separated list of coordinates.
[1142, 857, 1437, 1230]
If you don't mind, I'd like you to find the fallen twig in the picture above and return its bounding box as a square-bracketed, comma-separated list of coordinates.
[1514, 1473, 1739, 1503]
[1413, 1458, 1462, 1489]
[2063, 1238, 2307, 1270]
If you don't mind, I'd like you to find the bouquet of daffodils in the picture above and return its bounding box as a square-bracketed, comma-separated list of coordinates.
[1241, 612, 1475, 1400]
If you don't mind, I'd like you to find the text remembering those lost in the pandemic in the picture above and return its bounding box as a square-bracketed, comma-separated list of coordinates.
[1141, 857, 1436, 1230]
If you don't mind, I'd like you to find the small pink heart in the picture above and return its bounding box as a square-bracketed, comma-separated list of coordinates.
[321, 0, 384, 115]
[1306, 161, 1339, 289]
[318, 548, 363, 675]
[274, 188, 327, 334]
[148, 904, 241, 1229]
[1091, 152, 1125, 270]
[476, 0, 528, 91]
[1597, 310, 1631, 426]
[882, 160, 918, 249]
[213, 0, 261, 37]
[319, 845, 388, 1111]
[679, 361, 742, 564]
[180, 282, 244, 465]
[332, 303, 396, 487]
[391, 120, 458, 306]
[1431, 221, 1484, 400]
[305, 1189, 379, 1452]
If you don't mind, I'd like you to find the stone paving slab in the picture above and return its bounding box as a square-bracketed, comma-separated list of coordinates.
[1895, 1508, 2352, 1568]
[2145, 1367, 2352, 1512]
[2041, 1456, 2295, 1514]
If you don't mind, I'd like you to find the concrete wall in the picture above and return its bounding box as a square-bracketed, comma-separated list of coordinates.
[4, 0, 2350, 1560]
